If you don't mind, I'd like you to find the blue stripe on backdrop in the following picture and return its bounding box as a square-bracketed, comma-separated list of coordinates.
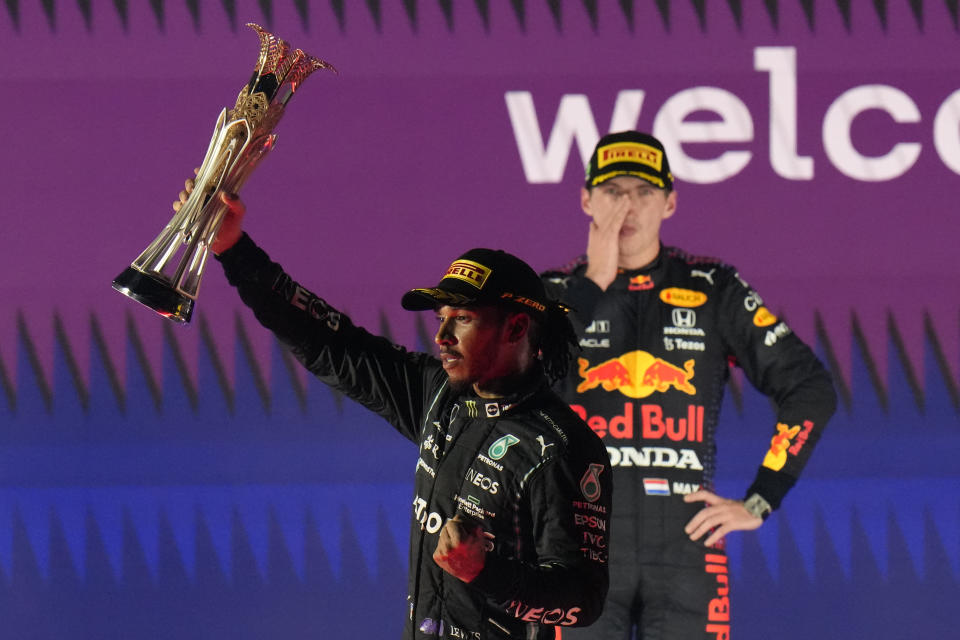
[0, 310, 957, 638]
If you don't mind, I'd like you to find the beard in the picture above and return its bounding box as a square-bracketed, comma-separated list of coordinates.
[446, 376, 473, 394]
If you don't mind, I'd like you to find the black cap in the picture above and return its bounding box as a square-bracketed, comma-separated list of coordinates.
[585, 130, 673, 190]
[402, 248, 550, 316]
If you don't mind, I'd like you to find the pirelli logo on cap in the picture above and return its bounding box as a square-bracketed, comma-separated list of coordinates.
[444, 260, 491, 290]
[597, 142, 663, 171]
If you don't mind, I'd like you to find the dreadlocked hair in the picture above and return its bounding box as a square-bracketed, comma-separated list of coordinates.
[531, 302, 580, 385]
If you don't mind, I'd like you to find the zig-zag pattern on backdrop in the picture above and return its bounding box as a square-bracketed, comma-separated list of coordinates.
[1, 0, 951, 34]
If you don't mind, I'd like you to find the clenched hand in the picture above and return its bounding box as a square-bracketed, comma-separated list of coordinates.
[433, 514, 488, 583]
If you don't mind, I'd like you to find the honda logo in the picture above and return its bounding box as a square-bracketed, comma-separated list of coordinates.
[672, 308, 697, 328]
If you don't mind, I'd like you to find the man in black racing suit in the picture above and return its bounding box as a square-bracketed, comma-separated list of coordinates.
[194, 187, 613, 640]
[541, 131, 837, 640]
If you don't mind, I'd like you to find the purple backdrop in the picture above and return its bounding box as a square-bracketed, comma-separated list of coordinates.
[1, 2, 958, 638]
[4, 0, 958, 384]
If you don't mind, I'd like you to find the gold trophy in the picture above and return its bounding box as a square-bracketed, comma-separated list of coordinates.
[112, 23, 335, 323]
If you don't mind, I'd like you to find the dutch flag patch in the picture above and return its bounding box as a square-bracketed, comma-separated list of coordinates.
[643, 478, 671, 496]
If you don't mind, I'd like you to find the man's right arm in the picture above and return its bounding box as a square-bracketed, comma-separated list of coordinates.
[215, 231, 442, 443]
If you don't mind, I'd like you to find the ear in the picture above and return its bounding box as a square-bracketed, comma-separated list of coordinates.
[580, 187, 594, 218]
[504, 312, 531, 344]
[662, 189, 678, 221]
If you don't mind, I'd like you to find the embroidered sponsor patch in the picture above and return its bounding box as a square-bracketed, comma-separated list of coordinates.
[643, 477, 671, 496]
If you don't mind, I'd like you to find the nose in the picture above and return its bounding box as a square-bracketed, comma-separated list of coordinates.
[620, 190, 642, 208]
[435, 318, 456, 346]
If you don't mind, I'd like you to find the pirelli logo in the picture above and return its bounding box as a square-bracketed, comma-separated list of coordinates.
[444, 260, 491, 290]
[597, 142, 663, 170]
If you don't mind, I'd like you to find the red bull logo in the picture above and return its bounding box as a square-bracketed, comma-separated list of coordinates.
[577, 352, 696, 398]
[762, 420, 814, 470]
[628, 274, 654, 291]
[569, 402, 704, 443]
[705, 553, 730, 640]
[762, 422, 800, 470]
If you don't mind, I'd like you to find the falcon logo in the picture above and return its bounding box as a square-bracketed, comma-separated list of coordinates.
[580, 463, 605, 503]
[660, 287, 707, 308]
[488, 434, 520, 460]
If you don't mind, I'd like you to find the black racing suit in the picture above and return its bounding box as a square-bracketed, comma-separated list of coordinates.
[542, 246, 837, 640]
[218, 234, 613, 640]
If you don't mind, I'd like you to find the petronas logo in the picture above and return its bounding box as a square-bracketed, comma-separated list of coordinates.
[488, 434, 520, 460]
[580, 463, 605, 503]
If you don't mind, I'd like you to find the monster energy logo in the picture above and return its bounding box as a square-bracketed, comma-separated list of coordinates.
[465, 400, 478, 417]
[488, 434, 520, 460]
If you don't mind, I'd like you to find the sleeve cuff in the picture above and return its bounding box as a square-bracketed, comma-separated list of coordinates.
[745, 467, 796, 511]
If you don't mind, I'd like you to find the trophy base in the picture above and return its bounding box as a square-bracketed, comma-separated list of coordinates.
[112, 267, 195, 324]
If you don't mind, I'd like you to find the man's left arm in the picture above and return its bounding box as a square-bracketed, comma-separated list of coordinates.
[685, 270, 838, 545]
[470, 452, 612, 628]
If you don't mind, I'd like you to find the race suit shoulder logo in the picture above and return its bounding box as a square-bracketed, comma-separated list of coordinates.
[659, 287, 707, 308]
[536, 435, 555, 457]
[444, 259, 491, 290]
[691, 268, 716, 285]
[579, 463, 605, 503]
[488, 434, 520, 460]
[763, 322, 792, 346]
[753, 306, 778, 327]
[576, 352, 696, 397]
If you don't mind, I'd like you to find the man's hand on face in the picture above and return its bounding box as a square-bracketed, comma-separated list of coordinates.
[172, 168, 246, 255]
[682, 490, 764, 548]
[583, 186, 630, 291]
[433, 514, 489, 583]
